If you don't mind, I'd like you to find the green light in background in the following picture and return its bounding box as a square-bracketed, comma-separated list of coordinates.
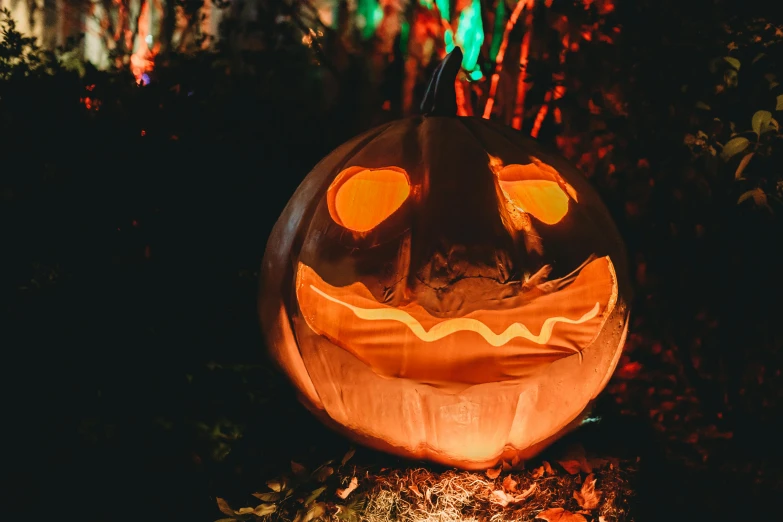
[358, 0, 381, 40]
[399, 19, 410, 57]
[444, 28, 455, 53]
[455, 0, 484, 79]
[416, 0, 483, 80]
[489, 0, 506, 63]
[373, 4, 384, 30]
[435, 0, 450, 20]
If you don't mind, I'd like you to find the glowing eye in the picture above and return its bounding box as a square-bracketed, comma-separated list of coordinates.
[500, 179, 569, 225]
[496, 163, 574, 225]
[327, 167, 411, 232]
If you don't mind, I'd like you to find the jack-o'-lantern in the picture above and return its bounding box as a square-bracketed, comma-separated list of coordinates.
[260, 48, 630, 470]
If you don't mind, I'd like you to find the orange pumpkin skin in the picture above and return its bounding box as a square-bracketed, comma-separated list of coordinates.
[260, 53, 630, 470]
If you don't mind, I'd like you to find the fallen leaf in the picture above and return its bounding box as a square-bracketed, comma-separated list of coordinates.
[536, 507, 588, 522]
[573, 473, 602, 510]
[341, 448, 356, 466]
[312, 466, 334, 482]
[335, 506, 357, 521]
[253, 504, 277, 516]
[491, 490, 513, 507]
[266, 477, 288, 492]
[237, 504, 276, 516]
[502, 475, 519, 492]
[543, 461, 555, 475]
[291, 461, 308, 476]
[558, 459, 583, 475]
[486, 466, 502, 479]
[337, 477, 359, 499]
[216, 498, 235, 516]
[294, 503, 326, 522]
[490, 483, 537, 507]
[252, 492, 281, 502]
[558, 444, 592, 474]
[735, 152, 754, 179]
[511, 454, 523, 469]
[304, 486, 326, 506]
[502, 460, 513, 471]
[531, 466, 545, 478]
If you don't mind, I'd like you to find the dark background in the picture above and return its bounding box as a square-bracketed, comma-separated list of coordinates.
[2, 1, 783, 520]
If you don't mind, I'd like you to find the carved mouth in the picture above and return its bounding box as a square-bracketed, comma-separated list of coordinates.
[295, 257, 618, 386]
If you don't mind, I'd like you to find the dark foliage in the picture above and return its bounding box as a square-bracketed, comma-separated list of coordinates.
[1, 1, 782, 521]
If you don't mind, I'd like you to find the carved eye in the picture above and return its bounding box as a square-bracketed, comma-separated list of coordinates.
[496, 162, 576, 225]
[327, 167, 411, 232]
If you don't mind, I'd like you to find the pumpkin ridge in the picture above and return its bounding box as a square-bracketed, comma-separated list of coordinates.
[262, 121, 399, 412]
[288, 121, 401, 361]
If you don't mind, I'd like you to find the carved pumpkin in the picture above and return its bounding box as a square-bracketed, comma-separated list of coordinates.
[260, 48, 631, 470]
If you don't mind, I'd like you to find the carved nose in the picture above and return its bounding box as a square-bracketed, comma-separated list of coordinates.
[411, 241, 520, 317]
[416, 242, 515, 288]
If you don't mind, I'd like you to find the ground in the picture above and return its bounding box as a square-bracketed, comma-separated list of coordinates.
[2, 1, 783, 520]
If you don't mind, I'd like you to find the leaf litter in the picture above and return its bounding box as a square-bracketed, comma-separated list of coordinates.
[214, 446, 637, 522]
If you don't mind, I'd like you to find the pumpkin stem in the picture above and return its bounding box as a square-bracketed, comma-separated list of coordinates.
[420, 47, 463, 117]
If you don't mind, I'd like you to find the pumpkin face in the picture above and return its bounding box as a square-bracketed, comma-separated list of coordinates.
[260, 51, 630, 470]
